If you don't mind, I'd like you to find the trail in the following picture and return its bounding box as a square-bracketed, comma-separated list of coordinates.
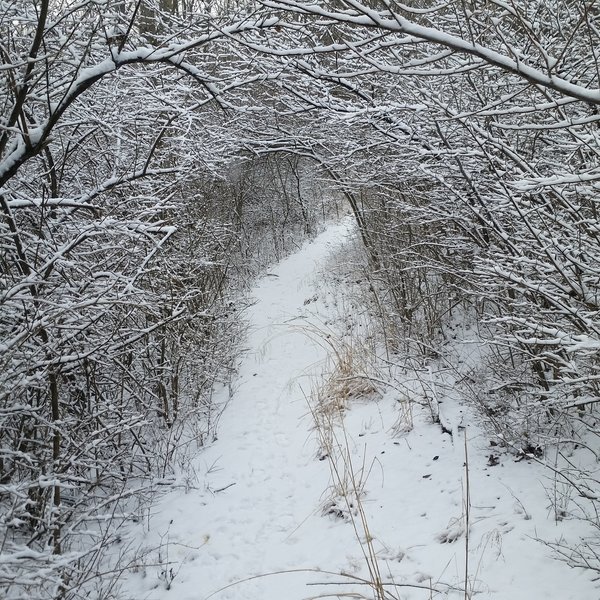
[123, 219, 599, 600]
[125, 219, 361, 599]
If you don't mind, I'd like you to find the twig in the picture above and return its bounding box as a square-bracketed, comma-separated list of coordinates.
[213, 482, 236, 493]
[464, 430, 471, 600]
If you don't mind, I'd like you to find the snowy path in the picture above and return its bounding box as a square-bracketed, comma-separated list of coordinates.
[123, 219, 599, 600]
[125, 220, 361, 599]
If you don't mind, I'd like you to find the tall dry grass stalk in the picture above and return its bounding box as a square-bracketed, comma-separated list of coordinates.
[305, 326, 388, 600]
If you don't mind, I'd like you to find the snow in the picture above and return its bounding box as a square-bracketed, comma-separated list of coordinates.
[265, 0, 600, 105]
[119, 219, 599, 600]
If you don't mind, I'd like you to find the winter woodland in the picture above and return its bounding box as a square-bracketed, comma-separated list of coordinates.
[2, 1, 600, 598]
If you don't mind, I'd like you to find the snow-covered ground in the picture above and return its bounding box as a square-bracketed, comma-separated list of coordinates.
[120, 219, 599, 600]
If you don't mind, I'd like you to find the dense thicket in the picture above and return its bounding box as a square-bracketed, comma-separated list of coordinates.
[0, 4, 336, 596]
[2, 0, 600, 596]
[265, 0, 600, 570]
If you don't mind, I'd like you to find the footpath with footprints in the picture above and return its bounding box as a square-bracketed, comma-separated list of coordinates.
[122, 219, 598, 600]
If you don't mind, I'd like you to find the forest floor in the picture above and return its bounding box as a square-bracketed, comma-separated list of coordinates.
[119, 219, 599, 600]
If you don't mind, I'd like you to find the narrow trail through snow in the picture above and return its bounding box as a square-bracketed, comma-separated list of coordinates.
[128, 220, 360, 599]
